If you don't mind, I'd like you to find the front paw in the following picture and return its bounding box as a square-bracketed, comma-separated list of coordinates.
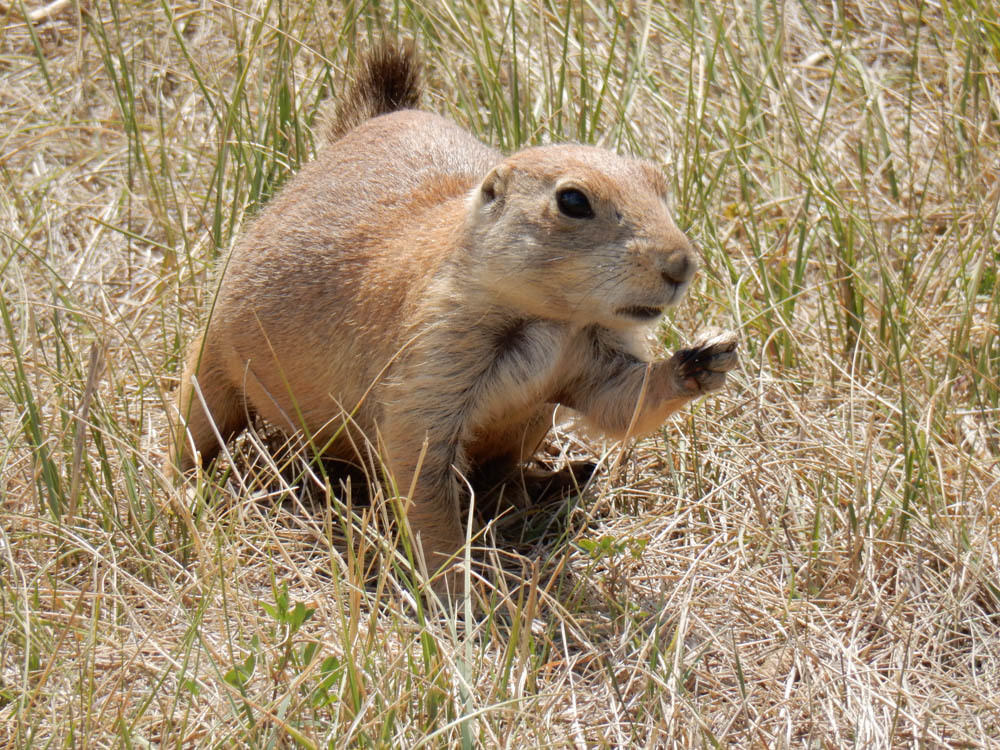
[671, 328, 739, 394]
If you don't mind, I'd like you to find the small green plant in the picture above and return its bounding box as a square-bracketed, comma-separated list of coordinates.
[260, 580, 317, 675]
[577, 534, 648, 562]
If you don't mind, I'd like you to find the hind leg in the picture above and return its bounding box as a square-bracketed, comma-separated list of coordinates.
[167, 332, 248, 477]
[469, 406, 563, 516]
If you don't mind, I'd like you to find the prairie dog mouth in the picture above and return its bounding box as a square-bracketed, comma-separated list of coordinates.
[616, 305, 664, 321]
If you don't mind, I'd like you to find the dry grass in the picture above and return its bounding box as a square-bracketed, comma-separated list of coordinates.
[1, 0, 998, 746]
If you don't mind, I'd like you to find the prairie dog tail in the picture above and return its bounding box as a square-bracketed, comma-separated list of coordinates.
[327, 41, 422, 142]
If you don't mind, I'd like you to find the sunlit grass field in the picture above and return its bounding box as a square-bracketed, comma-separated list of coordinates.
[1, 0, 998, 745]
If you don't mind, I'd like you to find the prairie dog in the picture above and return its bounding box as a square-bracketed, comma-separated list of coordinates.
[168, 44, 738, 590]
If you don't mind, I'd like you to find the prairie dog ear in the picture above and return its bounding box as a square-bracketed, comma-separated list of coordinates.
[639, 161, 671, 201]
[478, 164, 511, 208]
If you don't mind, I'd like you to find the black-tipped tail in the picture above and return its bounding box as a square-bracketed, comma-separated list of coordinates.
[326, 41, 422, 142]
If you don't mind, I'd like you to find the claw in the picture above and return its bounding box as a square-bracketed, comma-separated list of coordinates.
[673, 329, 740, 393]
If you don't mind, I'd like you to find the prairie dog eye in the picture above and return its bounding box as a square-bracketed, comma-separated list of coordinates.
[556, 188, 595, 219]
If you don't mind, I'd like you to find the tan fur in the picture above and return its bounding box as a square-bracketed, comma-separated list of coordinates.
[167, 45, 738, 592]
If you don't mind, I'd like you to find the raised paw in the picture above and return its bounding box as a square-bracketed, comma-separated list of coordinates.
[671, 328, 739, 394]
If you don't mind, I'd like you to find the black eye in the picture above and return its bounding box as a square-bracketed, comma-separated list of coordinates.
[556, 188, 594, 219]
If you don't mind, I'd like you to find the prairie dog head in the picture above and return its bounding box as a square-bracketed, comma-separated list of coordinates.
[465, 144, 697, 330]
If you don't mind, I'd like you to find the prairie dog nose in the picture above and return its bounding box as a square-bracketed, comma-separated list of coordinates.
[657, 243, 697, 286]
